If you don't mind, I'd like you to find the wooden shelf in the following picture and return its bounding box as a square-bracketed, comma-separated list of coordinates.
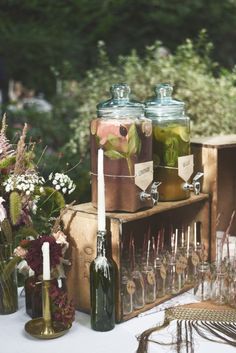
[69, 193, 209, 223]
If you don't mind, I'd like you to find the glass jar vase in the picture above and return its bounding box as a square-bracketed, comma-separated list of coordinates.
[0, 243, 18, 314]
[24, 276, 62, 318]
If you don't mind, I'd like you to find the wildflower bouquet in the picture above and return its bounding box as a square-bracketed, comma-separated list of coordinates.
[0, 114, 75, 314]
[15, 207, 75, 326]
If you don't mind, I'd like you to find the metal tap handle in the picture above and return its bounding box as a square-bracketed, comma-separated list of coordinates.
[140, 182, 161, 206]
[193, 181, 201, 195]
[151, 181, 161, 205]
[193, 172, 204, 182]
[193, 172, 203, 195]
[183, 172, 204, 195]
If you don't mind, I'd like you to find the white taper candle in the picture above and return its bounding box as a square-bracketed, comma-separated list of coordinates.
[175, 229, 178, 255]
[187, 225, 190, 257]
[194, 222, 197, 249]
[97, 148, 106, 231]
[42, 242, 50, 280]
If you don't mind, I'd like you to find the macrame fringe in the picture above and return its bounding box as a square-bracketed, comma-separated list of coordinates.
[136, 319, 170, 353]
[137, 318, 236, 353]
[191, 320, 236, 346]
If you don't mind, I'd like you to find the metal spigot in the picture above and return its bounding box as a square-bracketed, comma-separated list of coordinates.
[183, 172, 204, 195]
[140, 182, 161, 206]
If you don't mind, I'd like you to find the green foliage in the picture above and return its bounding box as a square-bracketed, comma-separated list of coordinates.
[14, 226, 38, 240]
[29, 186, 66, 235]
[0, 219, 13, 243]
[0, 156, 15, 169]
[1, 0, 236, 96]
[4, 30, 236, 203]
[9, 191, 21, 225]
[0, 256, 21, 280]
[40, 186, 66, 211]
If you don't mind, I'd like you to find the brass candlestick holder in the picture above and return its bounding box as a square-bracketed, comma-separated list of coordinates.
[25, 279, 71, 339]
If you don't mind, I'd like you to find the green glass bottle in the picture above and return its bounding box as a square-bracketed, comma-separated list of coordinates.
[90, 230, 116, 331]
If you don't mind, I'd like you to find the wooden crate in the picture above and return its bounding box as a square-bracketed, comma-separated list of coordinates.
[191, 135, 236, 261]
[63, 193, 209, 322]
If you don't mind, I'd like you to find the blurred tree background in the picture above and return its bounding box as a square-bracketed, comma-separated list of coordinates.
[0, 0, 236, 202]
[1, 0, 236, 96]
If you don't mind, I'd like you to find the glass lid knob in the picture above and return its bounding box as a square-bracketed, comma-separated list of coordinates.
[110, 83, 131, 100]
[154, 83, 173, 101]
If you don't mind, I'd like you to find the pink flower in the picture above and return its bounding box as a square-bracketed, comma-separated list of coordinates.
[53, 230, 69, 256]
[53, 230, 68, 247]
[14, 246, 28, 258]
[0, 197, 7, 228]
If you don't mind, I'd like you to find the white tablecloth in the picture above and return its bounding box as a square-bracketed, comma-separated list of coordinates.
[0, 289, 235, 353]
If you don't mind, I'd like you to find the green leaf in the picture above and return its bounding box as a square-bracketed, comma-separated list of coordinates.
[0, 256, 21, 280]
[127, 124, 141, 156]
[42, 186, 65, 209]
[126, 157, 133, 175]
[0, 219, 12, 243]
[15, 226, 39, 240]
[54, 190, 66, 209]
[9, 191, 22, 225]
[104, 149, 124, 160]
[105, 134, 128, 153]
[164, 137, 179, 167]
[106, 134, 120, 148]
[0, 156, 16, 169]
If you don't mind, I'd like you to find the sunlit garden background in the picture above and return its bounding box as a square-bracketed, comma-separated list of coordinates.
[0, 0, 236, 202]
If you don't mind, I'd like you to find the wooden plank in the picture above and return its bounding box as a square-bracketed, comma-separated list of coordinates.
[194, 145, 218, 260]
[191, 135, 236, 148]
[68, 194, 209, 223]
[217, 148, 236, 235]
[122, 284, 193, 322]
[192, 140, 236, 260]
[63, 209, 97, 313]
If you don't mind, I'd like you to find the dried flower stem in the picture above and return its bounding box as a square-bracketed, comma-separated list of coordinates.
[220, 210, 236, 262]
[1, 113, 7, 135]
[52, 201, 76, 234]
[14, 123, 28, 175]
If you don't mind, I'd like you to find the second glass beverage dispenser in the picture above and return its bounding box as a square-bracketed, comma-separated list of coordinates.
[145, 83, 191, 201]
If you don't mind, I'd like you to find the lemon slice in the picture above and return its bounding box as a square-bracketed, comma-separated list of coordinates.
[154, 126, 166, 142]
[142, 121, 152, 137]
[171, 126, 189, 142]
[179, 127, 189, 142]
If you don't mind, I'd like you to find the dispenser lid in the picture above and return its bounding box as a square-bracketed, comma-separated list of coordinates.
[97, 83, 144, 117]
[145, 83, 185, 117]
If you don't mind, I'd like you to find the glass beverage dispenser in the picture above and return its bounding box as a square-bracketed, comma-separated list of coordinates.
[90, 83, 157, 212]
[145, 83, 191, 201]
